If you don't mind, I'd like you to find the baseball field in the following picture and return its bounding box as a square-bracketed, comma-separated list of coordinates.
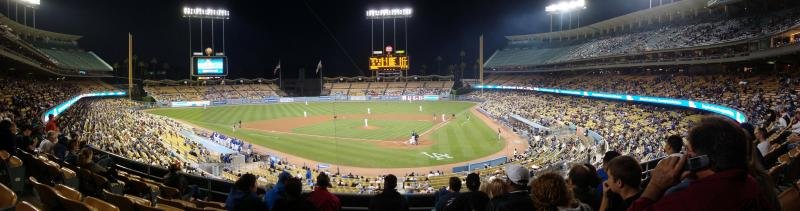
[146, 101, 505, 169]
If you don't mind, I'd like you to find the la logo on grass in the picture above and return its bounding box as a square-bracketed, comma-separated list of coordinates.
[421, 152, 453, 160]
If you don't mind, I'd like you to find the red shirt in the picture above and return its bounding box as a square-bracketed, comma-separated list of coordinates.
[628, 169, 766, 211]
[45, 119, 59, 132]
[307, 187, 340, 211]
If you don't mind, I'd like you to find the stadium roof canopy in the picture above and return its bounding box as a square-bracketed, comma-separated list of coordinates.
[0, 13, 82, 42]
[506, 0, 708, 42]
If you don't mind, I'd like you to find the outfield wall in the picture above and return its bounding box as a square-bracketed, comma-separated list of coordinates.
[163, 94, 449, 108]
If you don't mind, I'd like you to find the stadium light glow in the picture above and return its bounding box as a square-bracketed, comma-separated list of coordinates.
[16, 0, 40, 6]
[545, 0, 586, 13]
[182, 7, 230, 19]
[366, 8, 413, 19]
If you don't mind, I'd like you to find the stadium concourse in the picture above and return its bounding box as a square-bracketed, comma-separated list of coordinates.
[1, 1, 800, 211]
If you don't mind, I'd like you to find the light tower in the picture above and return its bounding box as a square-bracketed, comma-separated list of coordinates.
[182, 6, 230, 80]
[366, 7, 412, 77]
[546, 0, 587, 32]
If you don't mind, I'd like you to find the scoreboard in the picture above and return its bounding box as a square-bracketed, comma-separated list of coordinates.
[369, 54, 409, 71]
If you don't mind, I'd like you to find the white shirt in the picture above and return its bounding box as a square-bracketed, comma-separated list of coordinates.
[757, 141, 770, 156]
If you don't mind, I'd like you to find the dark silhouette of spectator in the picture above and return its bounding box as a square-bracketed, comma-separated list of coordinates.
[307, 172, 340, 211]
[663, 135, 683, 156]
[531, 172, 592, 211]
[273, 177, 315, 211]
[15, 124, 35, 153]
[486, 164, 535, 211]
[164, 163, 193, 200]
[225, 173, 267, 211]
[434, 177, 461, 211]
[369, 174, 409, 211]
[446, 173, 489, 211]
[596, 151, 621, 196]
[265, 171, 291, 210]
[568, 164, 600, 210]
[0, 119, 16, 156]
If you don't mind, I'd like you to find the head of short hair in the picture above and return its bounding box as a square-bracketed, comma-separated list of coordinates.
[665, 135, 683, 153]
[285, 177, 303, 197]
[449, 177, 462, 192]
[384, 174, 397, 190]
[568, 164, 599, 189]
[79, 148, 93, 165]
[466, 173, 481, 191]
[602, 151, 621, 165]
[688, 116, 748, 171]
[235, 173, 257, 192]
[531, 172, 574, 211]
[606, 155, 642, 189]
[0, 119, 14, 133]
[316, 172, 331, 188]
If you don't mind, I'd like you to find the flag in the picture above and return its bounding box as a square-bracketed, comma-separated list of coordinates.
[315, 60, 322, 74]
[273, 60, 281, 75]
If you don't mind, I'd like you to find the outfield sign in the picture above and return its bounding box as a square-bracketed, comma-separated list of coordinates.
[279, 98, 295, 103]
[171, 101, 211, 108]
[423, 95, 440, 101]
[474, 85, 747, 123]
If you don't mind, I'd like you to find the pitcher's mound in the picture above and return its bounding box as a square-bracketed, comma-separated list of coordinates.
[356, 125, 381, 130]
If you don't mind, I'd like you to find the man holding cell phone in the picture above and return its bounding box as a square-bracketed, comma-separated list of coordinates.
[628, 116, 777, 211]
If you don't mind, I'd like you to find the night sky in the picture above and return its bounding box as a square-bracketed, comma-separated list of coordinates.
[19, 0, 653, 79]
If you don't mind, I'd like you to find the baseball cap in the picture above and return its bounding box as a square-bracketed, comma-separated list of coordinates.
[505, 164, 529, 186]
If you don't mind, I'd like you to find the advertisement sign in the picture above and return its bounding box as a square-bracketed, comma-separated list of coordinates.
[423, 95, 440, 101]
[369, 54, 409, 71]
[171, 101, 211, 108]
[350, 96, 367, 101]
[402, 95, 423, 101]
[279, 98, 295, 103]
[42, 91, 127, 123]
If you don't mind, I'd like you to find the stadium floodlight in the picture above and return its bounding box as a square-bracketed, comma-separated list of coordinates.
[15, 0, 40, 6]
[366, 8, 413, 19]
[182, 7, 230, 19]
[545, 0, 586, 13]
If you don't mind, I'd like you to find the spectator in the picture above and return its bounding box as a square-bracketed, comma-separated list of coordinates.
[225, 173, 267, 211]
[0, 119, 16, 156]
[434, 177, 462, 211]
[629, 116, 775, 210]
[77, 148, 107, 174]
[447, 173, 489, 211]
[568, 164, 600, 210]
[45, 114, 58, 132]
[486, 164, 535, 211]
[273, 177, 315, 211]
[164, 163, 193, 200]
[15, 125, 35, 153]
[663, 135, 683, 156]
[307, 172, 340, 211]
[531, 172, 593, 211]
[599, 155, 641, 211]
[483, 177, 508, 200]
[754, 127, 770, 156]
[62, 140, 80, 164]
[369, 174, 409, 211]
[265, 171, 291, 210]
[37, 130, 59, 155]
[597, 151, 621, 196]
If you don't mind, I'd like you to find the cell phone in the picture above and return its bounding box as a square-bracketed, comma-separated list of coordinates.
[684, 155, 711, 172]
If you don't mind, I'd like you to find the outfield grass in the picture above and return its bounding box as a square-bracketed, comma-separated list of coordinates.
[146, 101, 505, 168]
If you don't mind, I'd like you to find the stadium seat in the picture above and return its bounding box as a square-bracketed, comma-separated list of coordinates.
[156, 196, 195, 209]
[157, 184, 180, 199]
[155, 204, 183, 211]
[102, 190, 136, 211]
[195, 199, 225, 209]
[0, 183, 16, 209]
[61, 167, 79, 189]
[58, 194, 95, 211]
[15, 201, 41, 211]
[125, 194, 152, 207]
[55, 184, 82, 201]
[84, 196, 119, 211]
[779, 180, 800, 211]
[30, 177, 63, 211]
[6, 155, 25, 192]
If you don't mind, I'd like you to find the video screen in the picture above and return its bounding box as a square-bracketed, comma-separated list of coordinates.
[194, 57, 227, 76]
